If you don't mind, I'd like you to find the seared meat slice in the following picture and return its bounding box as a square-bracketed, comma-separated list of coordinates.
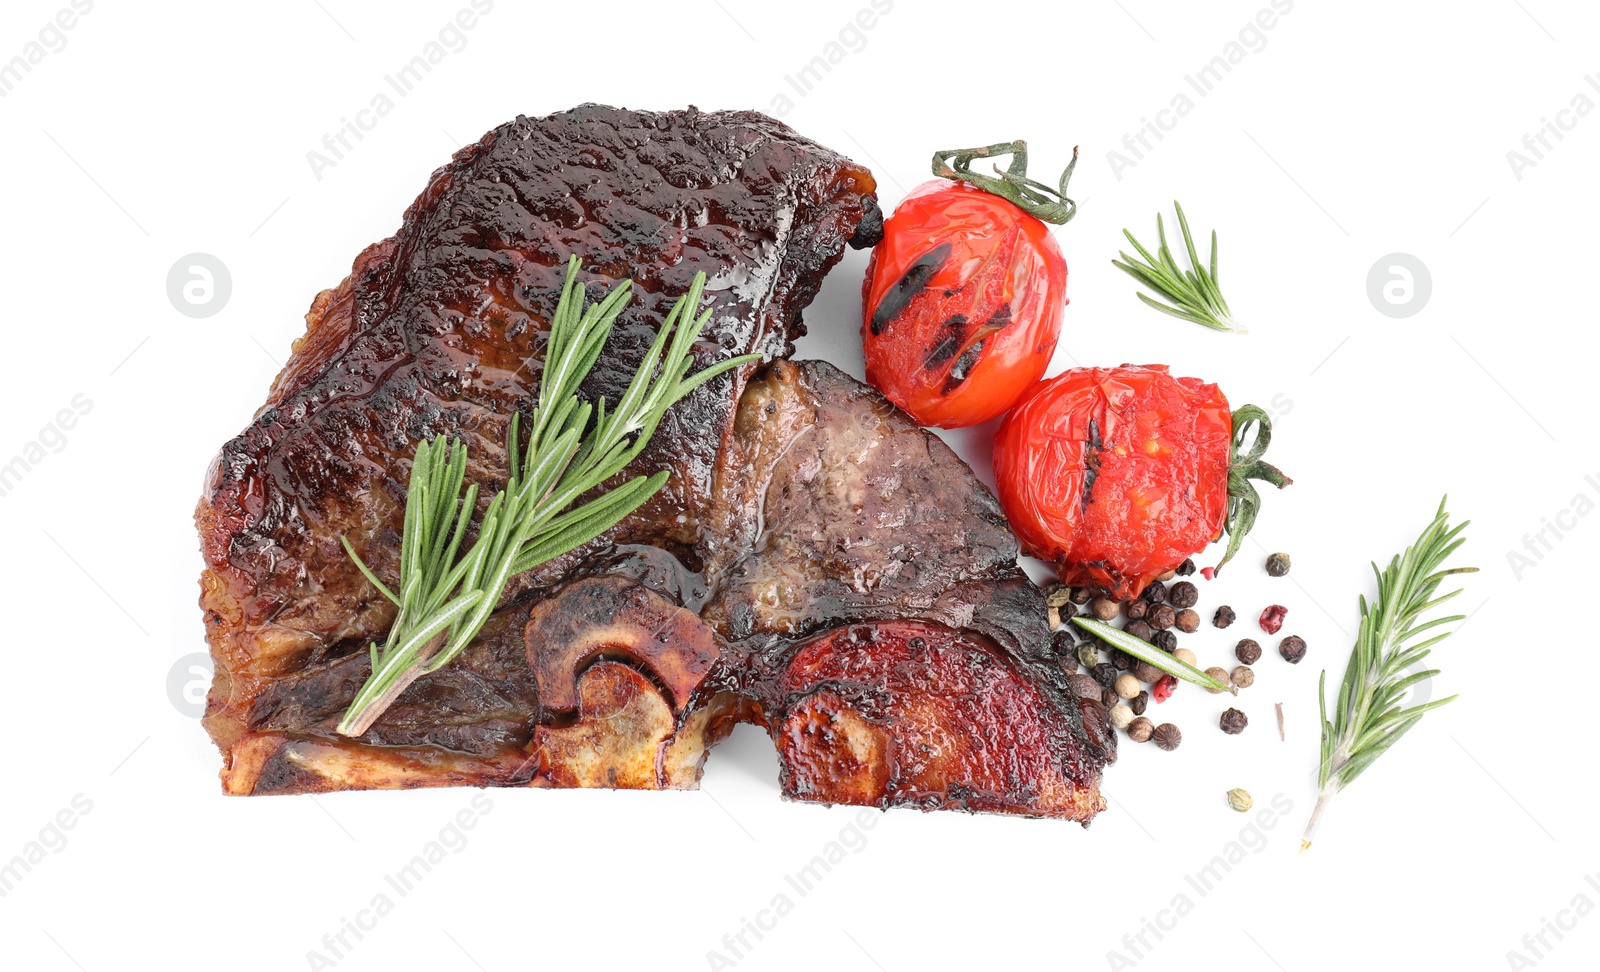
[776, 622, 1106, 819]
[704, 361, 1112, 818]
[197, 105, 879, 756]
[217, 361, 1113, 821]
[699, 360, 1022, 640]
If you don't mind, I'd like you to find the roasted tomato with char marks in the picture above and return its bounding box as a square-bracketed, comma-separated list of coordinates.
[861, 142, 1078, 428]
[992, 364, 1291, 600]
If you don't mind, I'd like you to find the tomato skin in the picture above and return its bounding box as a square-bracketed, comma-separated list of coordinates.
[992, 364, 1233, 601]
[861, 180, 1067, 428]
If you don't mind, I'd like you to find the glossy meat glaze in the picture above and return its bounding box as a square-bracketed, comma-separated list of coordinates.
[196, 105, 1112, 820]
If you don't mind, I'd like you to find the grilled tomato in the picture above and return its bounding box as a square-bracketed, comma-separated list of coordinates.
[992, 364, 1290, 600]
[861, 141, 1077, 428]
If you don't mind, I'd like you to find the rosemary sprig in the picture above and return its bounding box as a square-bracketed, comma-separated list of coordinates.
[1073, 617, 1230, 693]
[1113, 201, 1243, 334]
[336, 256, 760, 736]
[1301, 498, 1476, 851]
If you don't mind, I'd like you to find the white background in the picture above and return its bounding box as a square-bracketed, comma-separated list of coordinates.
[0, 1, 1594, 970]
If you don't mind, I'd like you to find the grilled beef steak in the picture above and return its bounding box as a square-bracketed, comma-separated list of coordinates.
[197, 105, 1113, 821]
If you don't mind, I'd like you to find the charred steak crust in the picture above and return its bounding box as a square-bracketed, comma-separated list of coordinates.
[197, 105, 877, 753]
[197, 107, 1112, 820]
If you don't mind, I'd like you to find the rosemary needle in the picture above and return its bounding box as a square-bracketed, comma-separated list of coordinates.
[1301, 498, 1476, 851]
[1074, 617, 1230, 693]
[1113, 201, 1244, 334]
[336, 256, 760, 736]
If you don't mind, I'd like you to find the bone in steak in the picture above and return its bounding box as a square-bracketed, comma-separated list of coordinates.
[196, 105, 1113, 821]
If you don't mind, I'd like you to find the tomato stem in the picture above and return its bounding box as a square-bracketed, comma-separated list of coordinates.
[931, 141, 1078, 224]
[1216, 404, 1292, 572]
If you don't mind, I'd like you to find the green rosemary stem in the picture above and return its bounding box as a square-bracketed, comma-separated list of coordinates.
[336, 257, 760, 736]
[1302, 498, 1476, 851]
[1074, 617, 1230, 693]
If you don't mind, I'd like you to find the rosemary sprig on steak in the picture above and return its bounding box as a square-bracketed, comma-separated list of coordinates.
[336, 256, 759, 736]
[1302, 498, 1475, 851]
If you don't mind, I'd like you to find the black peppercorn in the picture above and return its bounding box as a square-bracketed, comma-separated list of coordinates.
[1174, 609, 1200, 633]
[1168, 581, 1199, 608]
[1279, 635, 1307, 664]
[1125, 599, 1148, 621]
[1050, 630, 1075, 657]
[1213, 605, 1236, 628]
[1101, 686, 1120, 708]
[1177, 558, 1196, 576]
[1152, 723, 1182, 751]
[1235, 638, 1262, 665]
[1092, 662, 1118, 688]
[1147, 603, 1177, 630]
[1220, 708, 1248, 734]
[1113, 650, 1134, 671]
[1068, 674, 1102, 700]
[1266, 552, 1292, 577]
[1130, 690, 1149, 715]
[1124, 619, 1153, 643]
[1143, 580, 1167, 605]
[1152, 629, 1178, 652]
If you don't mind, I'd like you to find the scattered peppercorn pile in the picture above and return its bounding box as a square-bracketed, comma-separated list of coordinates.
[1043, 550, 1310, 766]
